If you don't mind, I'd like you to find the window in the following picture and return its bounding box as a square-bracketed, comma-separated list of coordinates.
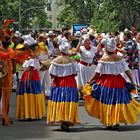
[47, 3, 51, 11]
[48, 15, 52, 20]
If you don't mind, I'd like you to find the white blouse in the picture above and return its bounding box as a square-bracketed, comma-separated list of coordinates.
[80, 46, 96, 63]
[22, 58, 41, 70]
[49, 61, 79, 77]
[95, 60, 129, 75]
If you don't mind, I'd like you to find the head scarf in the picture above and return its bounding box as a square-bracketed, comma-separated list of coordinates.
[22, 34, 37, 46]
[59, 42, 70, 54]
[101, 38, 116, 52]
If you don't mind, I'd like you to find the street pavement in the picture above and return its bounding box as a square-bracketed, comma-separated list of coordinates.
[0, 92, 140, 140]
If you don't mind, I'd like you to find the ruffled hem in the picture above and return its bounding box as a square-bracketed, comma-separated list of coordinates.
[49, 61, 79, 77]
[95, 60, 129, 75]
[84, 96, 140, 126]
[47, 101, 80, 124]
[16, 93, 46, 119]
[82, 75, 140, 126]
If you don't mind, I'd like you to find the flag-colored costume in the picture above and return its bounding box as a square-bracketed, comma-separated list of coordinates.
[16, 58, 46, 119]
[47, 59, 80, 124]
[83, 60, 140, 126]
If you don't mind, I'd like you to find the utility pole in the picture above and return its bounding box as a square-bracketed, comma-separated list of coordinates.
[18, 0, 21, 31]
[0, 8, 3, 29]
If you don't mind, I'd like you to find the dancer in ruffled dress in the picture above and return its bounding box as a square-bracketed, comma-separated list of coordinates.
[83, 38, 140, 130]
[76, 34, 97, 99]
[16, 48, 46, 120]
[47, 42, 80, 131]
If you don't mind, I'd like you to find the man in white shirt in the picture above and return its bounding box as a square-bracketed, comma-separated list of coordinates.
[47, 31, 55, 56]
[57, 27, 69, 45]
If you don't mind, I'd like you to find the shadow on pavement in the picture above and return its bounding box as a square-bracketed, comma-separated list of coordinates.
[53, 124, 105, 133]
[52, 124, 140, 133]
[118, 125, 140, 132]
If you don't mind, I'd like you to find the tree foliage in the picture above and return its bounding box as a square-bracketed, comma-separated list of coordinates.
[58, 0, 140, 32]
[1, 0, 140, 32]
[0, 0, 49, 31]
[111, 0, 140, 30]
[57, 4, 78, 28]
[57, 0, 94, 25]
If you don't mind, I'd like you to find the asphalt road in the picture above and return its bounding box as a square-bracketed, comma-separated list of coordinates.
[0, 93, 140, 140]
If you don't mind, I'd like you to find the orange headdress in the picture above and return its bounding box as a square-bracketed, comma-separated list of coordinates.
[0, 19, 16, 40]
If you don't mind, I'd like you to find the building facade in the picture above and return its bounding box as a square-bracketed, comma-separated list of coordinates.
[46, 0, 62, 30]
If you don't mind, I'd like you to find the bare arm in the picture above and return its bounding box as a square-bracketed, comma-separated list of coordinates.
[75, 37, 83, 52]
[125, 70, 134, 84]
[116, 48, 127, 54]
[96, 41, 102, 53]
[89, 72, 100, 84]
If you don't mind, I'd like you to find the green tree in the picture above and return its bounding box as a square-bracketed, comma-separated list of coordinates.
[0, 0, 49, 31]
[57, 0, 94, 27]
[58, 0, 140, 32]
[57, 4, 78, 28]
[110, 0, 140, 30]
[91, 0, 120, 32]
[33, 16, 52, 29]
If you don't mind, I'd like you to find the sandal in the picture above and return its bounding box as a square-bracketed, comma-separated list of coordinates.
[61, 122, 69, 132]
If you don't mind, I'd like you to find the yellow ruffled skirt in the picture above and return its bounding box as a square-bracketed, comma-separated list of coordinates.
[47, 75, 80, 124]
[16, 69, 46, 119]
[82, 75, 140, 126]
